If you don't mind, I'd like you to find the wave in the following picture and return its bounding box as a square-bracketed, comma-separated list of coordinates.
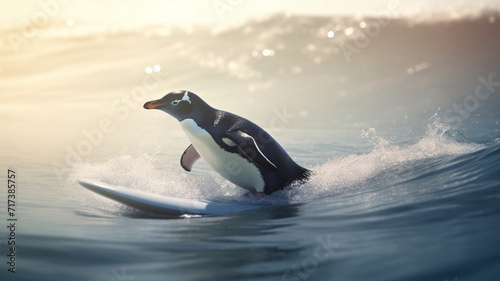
[68, 118, 491, 215]
[2, 10, 500, 42]
[3, 11, 500, 136]
[287, 121, 485, 203]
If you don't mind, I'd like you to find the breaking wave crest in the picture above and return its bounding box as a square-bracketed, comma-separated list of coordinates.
[68, 119, 484, 214]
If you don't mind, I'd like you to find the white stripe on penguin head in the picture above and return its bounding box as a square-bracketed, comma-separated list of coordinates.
[171, 90, 192, 105]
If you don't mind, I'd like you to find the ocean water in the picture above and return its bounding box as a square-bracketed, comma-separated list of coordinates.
[1, 11, 500, 281]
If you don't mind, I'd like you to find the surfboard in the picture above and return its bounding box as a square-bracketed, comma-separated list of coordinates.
[78, 179, 265, 216]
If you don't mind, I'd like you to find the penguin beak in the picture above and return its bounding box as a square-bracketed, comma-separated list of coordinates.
[144, 100, 166, 109]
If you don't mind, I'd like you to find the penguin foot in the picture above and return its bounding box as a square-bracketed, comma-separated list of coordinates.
[254, 192, 265, 200]
[243, 191, 265, 200]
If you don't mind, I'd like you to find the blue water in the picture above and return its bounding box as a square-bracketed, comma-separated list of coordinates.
[1, 12, 500, 281]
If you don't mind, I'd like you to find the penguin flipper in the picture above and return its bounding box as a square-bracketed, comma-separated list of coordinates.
[224, 131, 278, 172]
[180, 144, 201, 172]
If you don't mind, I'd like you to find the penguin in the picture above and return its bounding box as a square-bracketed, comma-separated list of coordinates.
[144, 90, 311, 197]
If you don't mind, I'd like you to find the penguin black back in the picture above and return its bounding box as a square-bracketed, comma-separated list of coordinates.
[144, 90, 311, 195]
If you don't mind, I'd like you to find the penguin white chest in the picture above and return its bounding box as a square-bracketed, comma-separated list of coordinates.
[180, 119, 265, 192]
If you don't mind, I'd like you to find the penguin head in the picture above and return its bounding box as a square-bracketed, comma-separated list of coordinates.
[144, 90, 205, 121]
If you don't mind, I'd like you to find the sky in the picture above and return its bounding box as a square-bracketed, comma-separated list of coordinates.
[1, 0, 500, 28]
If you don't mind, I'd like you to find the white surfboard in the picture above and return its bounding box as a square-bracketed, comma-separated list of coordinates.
[78, 179, 265, 216]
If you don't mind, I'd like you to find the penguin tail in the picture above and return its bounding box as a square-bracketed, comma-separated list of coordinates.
[267, 165, 313, 195]
[293, 166, 313, 185]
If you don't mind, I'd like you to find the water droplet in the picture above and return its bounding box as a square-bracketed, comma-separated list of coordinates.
[262, 49, 275, 57]
[344, 27, 354, 36]
[145, 67, 153, 74]
[327, 31, 334, 38]
[153, 65, 161, 72]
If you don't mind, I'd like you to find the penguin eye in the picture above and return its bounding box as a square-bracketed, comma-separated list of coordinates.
[171, 100, 179, 106]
